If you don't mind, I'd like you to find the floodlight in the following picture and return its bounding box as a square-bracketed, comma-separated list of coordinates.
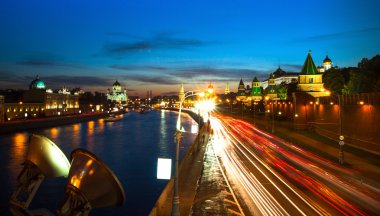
[10, 134, 70, 213]
[58, 149, 125, 215]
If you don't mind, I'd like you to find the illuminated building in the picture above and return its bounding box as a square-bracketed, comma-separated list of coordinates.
[179, 82, 184, 102]
[107, 81, 128, 104]
[264, 74, 278, 100]
[297, 51, 326, 97]
[323, 54, 333, 71]
[3, 76, 79, 121]
[236, 78, 247, 101]
[225, 82, 230, 94]
[317, 54, 333, 73]
[250, 77, 262, 101]
[260, 67, 298, 89]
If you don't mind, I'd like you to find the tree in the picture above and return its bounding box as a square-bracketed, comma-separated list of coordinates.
[323, 68, 345, 94]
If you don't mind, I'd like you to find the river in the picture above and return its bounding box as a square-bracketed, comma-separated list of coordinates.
[0, 109, 197, 215]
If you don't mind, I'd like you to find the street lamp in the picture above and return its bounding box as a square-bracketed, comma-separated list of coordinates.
[337, 94, 344, 164]
[326, 91, 344, 164]
[173, 90, 200, 216]
[173, 90, 215, 215]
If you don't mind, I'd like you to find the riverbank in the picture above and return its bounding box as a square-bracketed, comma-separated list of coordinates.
[0, 112, 113, 134]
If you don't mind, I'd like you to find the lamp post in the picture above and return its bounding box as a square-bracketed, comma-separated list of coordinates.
[173, 90, 200, 216]
[251, 99, 256, 125]
[271, 100, 275, 133]
[337, 95, 344, 164]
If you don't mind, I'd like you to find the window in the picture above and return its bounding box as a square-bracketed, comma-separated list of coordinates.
[309, 77, 313, 83]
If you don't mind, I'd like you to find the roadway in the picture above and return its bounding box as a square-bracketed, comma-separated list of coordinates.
[210, 113, 380, 215]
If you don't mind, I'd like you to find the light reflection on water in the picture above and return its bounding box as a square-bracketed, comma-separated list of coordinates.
[0, 110, 196, 215]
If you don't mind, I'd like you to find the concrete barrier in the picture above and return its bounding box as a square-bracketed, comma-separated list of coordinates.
[150, 114, 210, 216]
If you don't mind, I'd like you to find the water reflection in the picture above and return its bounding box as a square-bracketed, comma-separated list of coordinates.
[50, 127, 59, 139]
[87, 121, 95, 136]
[158, 110, 168, 156]
[87, 121, 95, 151]
[0, 110, 196, 215]
[71, 124, 81, 149]
[10, 133, 28, 186]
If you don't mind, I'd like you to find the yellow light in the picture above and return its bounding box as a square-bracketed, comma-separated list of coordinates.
[226, 99, 230, 102]
[330, 102, 334, 105]
[19, 101, 23, 105]
[265, 96, 269, 101]
[199, 92, 205, 97]
[359, 101, 364, 105]
[207, 88, 213, 94]
[278, 111, 282, 115]
[309, 101, 313, 104]
[295, 114, 298, 117]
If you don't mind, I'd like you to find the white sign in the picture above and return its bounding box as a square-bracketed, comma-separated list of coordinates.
[157, 158, 172, 180]
[339, 141, 345, 146]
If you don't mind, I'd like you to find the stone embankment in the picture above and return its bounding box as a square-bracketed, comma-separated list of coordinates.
[0, 112, 114, 134]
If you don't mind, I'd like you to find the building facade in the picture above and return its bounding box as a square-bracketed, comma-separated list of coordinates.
[3, 76, 79, 121]
[297, 51, 325, 97]
[250, 77, 262, 101]
[260, 67, 298, 89]
[107, 81, 128, 104]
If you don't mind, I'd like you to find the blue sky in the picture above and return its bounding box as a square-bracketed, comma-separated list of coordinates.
[1, 0, 379, 97]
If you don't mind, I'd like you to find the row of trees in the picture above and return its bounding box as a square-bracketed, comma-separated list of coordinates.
[323, 55, 380, 94]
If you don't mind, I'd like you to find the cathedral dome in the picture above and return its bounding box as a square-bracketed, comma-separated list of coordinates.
[323, 55, 332, 64]
[29, 75, 46, 90]
[113, 80, 121, 86]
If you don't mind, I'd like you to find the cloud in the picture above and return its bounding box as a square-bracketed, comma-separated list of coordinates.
[121, 74, 178, 85]
[40, 75, 111, 87]
[110, 63, 269, 83]
[172, 67, 262, 79]
[110, 65, 167, 71]
[0, 71, 114, 90]
[99, 32, 206, 57]
[291, 27, 380, 43]
[281, 64, 303, 72]
[17, 59, 84, 69]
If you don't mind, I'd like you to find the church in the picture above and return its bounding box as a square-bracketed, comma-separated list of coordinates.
[107, 81, 128, 104]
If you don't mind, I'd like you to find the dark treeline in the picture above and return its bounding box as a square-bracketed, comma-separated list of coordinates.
[323, 55, 380, 94]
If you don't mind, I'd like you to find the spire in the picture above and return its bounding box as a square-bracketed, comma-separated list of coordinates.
[301, 50, 318, 75]
[179, 82, 184, 101]
[251, 77, 261, 97]
[225, 82, 230, 94]
[237, 78, 246, 96]
[238, 78, 245, 90]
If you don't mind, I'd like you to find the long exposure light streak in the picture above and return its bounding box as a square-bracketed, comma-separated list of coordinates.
[209, 114, 380, 215]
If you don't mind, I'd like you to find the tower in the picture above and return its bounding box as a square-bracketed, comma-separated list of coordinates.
[237, 79, 245, 96]
[236, 79, 246, 101]
[323, 54, 333, 71]
[264, 74, 278, 100]
[250, 77, 262, 101]
[179, 82, 184, 102]
[297, 50, 325, 97]
[225, 82, 230, 94]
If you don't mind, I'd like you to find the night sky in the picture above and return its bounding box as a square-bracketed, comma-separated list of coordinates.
[1, 0, 380, 97]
